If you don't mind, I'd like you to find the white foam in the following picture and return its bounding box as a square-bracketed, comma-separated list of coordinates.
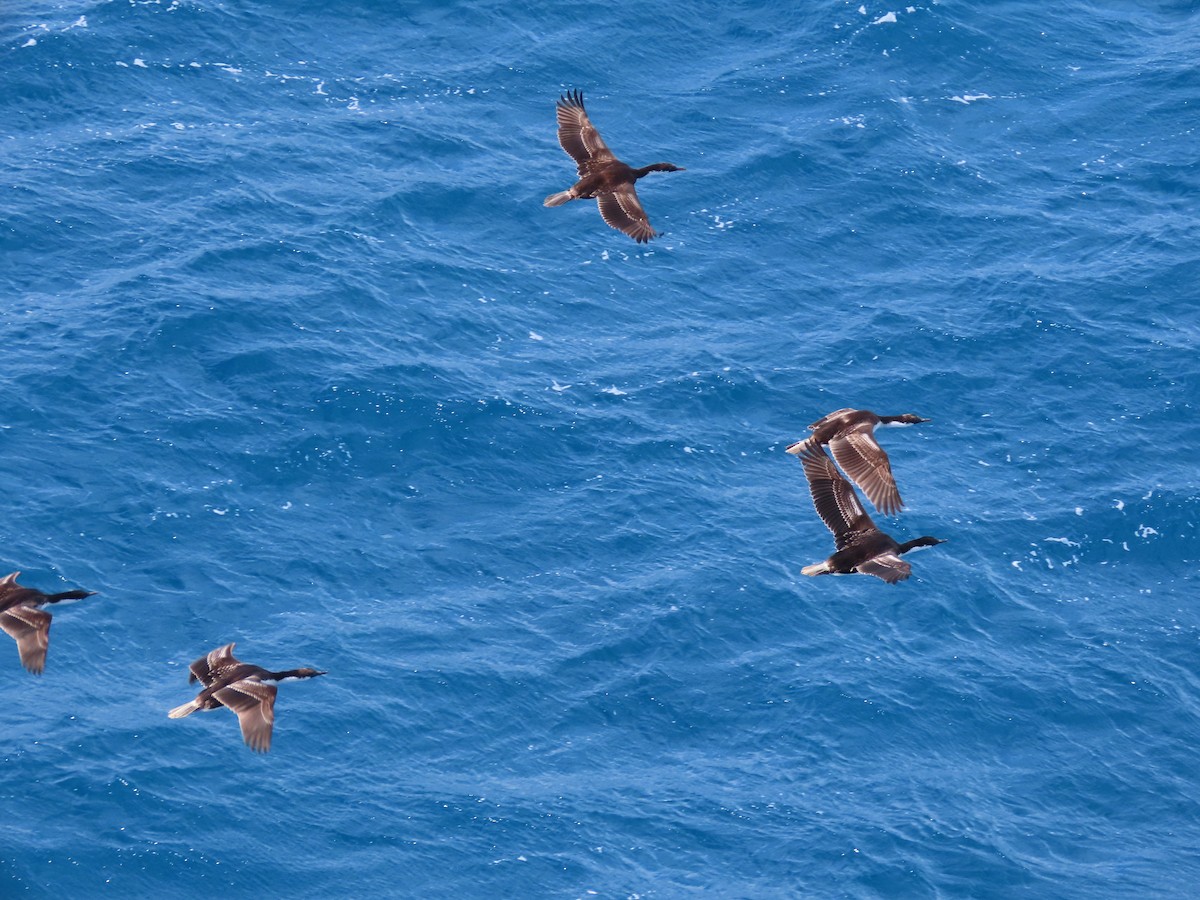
[601, 386, 627, 396]
[1045, 537, 1080, 547]
[873, 12, 897, 24]
[133, 58, 148, 68]
[950, 93, 992, 104]
[22, 38, 36, 47]
[551, 380, 571, 392]
[528, 331, 543, 341]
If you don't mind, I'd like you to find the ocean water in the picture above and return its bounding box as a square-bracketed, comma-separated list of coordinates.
[3, 0, 1198, 896]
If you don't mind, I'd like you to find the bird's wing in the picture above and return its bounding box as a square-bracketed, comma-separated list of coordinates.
[213, 680, 277, 753]
[856, 554, 912, 584]
[828, 432, 903, 516]
[797, 443, 877, 547]
[190, 641, 240, 685]
[597, 187, 657, 243]
[0, 605, 51, 675]
[556, 90, 615, 173]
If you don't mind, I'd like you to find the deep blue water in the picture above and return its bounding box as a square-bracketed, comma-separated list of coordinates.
[3, 0, 1199, 896]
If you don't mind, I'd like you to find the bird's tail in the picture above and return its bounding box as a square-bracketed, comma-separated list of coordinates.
[168, 699, 201, 719]
[543, 191, 573, 207]
[801, 562, 831, 577]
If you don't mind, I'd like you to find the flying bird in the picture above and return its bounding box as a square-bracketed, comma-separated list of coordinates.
[544, 89, 685, 243]
[786, 408, 929, 516]
[793, 442, 944, 584]
[0, 572, 95, 674]
[168, 642, 325, 752]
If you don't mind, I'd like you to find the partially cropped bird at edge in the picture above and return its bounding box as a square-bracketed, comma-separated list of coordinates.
[793, 442, 945, 584]
[0, 572, 95, 675]
[168, 642, 326, 752]
[786, 408, 929, 516]
[544, 89, 685, 243]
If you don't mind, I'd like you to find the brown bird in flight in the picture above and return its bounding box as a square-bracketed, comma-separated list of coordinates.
[168, 642, 325, 752]
[0, 572, 95, 674]
[793, 443, 945, 584]
[544, 89, 685, 243]
[786, 408, 930, 516]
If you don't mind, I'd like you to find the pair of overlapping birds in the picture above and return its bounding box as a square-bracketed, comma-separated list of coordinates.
[3, 94, 945, 755]
[786, 410, 945, 584]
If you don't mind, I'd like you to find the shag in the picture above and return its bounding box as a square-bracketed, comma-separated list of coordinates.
[794, 443, 944, 584]
[544, 89, 685, 243]
[786, 408, 929, 516]
[0, 572, 95, 675]
[168, 642, 325, 752]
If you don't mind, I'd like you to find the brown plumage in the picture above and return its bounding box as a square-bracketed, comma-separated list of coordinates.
[786, 408, 930, 516]
[544, 89, 685, 243]
[793, 443, 944, 584]
[168, 642, 325, 753]
[0, 572, 95, 674]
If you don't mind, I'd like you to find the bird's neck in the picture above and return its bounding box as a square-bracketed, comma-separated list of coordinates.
[46, 590, 94, 604]
[898, 537, 941, 554]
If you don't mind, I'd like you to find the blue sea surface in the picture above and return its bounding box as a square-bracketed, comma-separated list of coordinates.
[3, 0, 1198, 896]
